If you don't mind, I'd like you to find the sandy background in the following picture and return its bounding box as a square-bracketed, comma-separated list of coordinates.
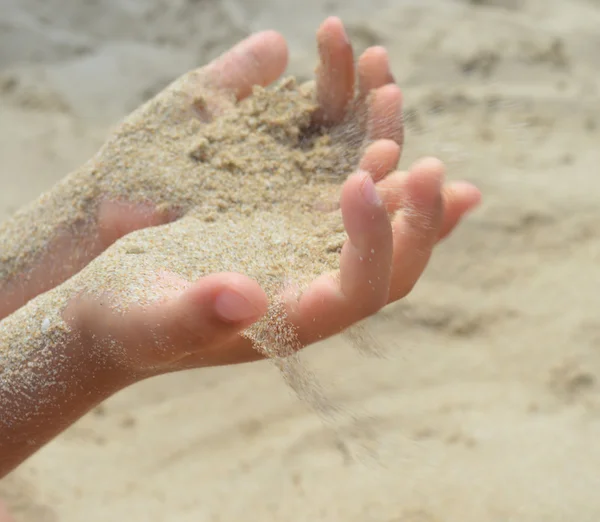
[2, 0, 600, 520]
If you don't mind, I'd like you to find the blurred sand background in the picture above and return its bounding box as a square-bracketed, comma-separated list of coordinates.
[2, 0, 600, 520]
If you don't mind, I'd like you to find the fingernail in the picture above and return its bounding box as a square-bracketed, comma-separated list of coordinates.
[360, 174, 382, 206]
[215, 290, 260, 322]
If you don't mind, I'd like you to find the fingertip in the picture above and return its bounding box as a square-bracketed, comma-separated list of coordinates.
[244, 30, 289, 88]
[315, 16, 354, 125]
[365, 45, 388, 59]
[214, 288, 265, 324]
[357, 45, 395, 105]
[260, 29, 287, 47]
[218, 274, 269, 322]
[436, 181, 482, 241]
[185, 273, 268, 325]
[341, 171, 379, 210]
[358, 171, 383, 207]
[409, 156, 445, 187]
[367, 84, 403, 144]
[358, 46, 390, 74]
[164, 273, 267, 356]
[375, 138, 401, 153]
[256, 30, 289, 73]
[374, 83, 403, 104]
[317, 17, 343, 50]
[398, 158, 446, 234]
[360, 139, 401, 181]
[437, 182, 482, 241]
[445, 181, 482, 209]
[319, 16, 346, 37]
[340, 171, 390, 254]
[206, 30, 289, 100]
[363, 45, 388, 59]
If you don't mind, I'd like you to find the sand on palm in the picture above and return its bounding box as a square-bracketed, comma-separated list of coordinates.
[0, 76, 370, 422]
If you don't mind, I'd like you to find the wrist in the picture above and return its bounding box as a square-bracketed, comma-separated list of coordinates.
[0, 302, 130, 477]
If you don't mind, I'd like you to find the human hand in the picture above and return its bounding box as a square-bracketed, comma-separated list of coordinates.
[281, 17, 481, 345]
[0, 17, 479, 476]
[0, 25, 288, 475]
[55, 17, 481, 372]
[1, 17, 479, 375]
[0, 27, 289, 320]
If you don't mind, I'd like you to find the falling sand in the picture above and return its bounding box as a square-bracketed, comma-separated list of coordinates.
[0, 75, 382, 427]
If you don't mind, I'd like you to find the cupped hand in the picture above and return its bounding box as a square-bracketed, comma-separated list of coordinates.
[1, 18, 480, 382]
[0, 18, 481, 479]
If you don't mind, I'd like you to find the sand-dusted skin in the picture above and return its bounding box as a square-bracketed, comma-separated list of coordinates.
[0, 74, 376, 414]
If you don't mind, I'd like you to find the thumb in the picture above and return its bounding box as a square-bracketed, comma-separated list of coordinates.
[65, 272, 268, 372]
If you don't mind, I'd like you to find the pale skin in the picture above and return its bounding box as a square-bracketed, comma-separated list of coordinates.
[0, 17, 480, 518]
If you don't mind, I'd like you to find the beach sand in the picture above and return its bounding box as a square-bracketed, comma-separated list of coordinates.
[2, 0, 600, 520]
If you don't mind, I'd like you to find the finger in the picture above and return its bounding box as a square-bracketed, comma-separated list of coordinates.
[367, 83, 404, 146]
[438, 181, 482, 241]
[323, 138, 400, 215]
[155, 31, 288, 122]
[375, 174, 481, 239]
[203, 30, 289, 101]
[375, 170, 407, 215]
[292, 171, 393, 343]
[66, 272, 268, 370]
[314, 17, 355, 125]
[388, 157, 444, 302]
[339, 172, 393, 307]
[357, 46, 395, 101]
[359, 139, 401, 182]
